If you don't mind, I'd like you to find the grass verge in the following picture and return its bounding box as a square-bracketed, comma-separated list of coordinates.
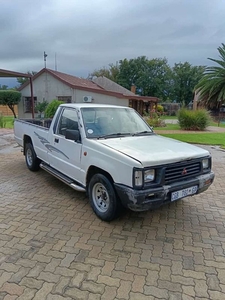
[161, 115, 177, 120]
[160, 133, 225, 148]
[1, 116, 15, 129]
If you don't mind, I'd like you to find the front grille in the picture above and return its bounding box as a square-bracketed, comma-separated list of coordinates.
[165, 160, 201, 183]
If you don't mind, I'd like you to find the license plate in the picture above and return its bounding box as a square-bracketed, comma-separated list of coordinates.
[171, 185, 198, 202]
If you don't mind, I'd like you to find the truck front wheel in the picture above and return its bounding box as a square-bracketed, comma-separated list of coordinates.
[88, 174, 121, 221]
[25, 143, 40, 171]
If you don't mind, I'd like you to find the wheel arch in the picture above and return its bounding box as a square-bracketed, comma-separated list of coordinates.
[86, 165, 114, 187]
[23, 135, 33, 155]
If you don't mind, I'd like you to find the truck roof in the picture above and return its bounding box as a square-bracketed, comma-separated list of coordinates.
[60, 103, 130, 109]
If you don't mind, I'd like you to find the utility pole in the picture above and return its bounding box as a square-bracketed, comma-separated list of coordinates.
[44, 51, 48, 101]
[44, 51, 48, 68]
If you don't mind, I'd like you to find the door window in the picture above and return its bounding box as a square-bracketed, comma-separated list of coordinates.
[57, 108, 79, 136]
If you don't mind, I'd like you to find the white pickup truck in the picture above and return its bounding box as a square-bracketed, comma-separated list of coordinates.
[14, 103, 214, 221]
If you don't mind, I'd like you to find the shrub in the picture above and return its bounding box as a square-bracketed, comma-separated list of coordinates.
[146, 116, 166, 128]
[177, 108, 211, 131]
[35, 101, 48, 113]
[0, 113, 6, 128]
[44, 99, 64, 118]
[156, 104, 164, 114]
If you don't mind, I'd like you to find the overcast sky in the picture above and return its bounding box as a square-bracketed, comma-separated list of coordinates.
[1, 0, 225, 86]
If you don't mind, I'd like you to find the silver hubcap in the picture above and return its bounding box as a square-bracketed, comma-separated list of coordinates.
[26, 149, 33, 166]
[92, 183, 110, 213]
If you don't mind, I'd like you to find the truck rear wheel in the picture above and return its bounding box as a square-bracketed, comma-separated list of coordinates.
[88, 173, 121, 221]
[25, 143, 40, 171]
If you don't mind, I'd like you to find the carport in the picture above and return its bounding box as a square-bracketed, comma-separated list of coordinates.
[0, 69, 35, 118]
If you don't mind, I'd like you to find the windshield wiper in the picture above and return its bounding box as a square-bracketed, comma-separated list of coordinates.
[132, 131, 153, 136]
[97, 133, 131, 139]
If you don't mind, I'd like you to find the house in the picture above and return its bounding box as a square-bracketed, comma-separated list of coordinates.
[92, 76, 158, 115]
[18, 68, 158, 118]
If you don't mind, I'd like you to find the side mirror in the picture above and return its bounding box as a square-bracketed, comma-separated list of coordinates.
[65, 129, 81, 142]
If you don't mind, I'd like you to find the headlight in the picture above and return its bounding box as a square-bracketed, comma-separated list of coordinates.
[144, 169, 155, 183]
[134, 170, 143, 186]
[202, 158, 209, 169]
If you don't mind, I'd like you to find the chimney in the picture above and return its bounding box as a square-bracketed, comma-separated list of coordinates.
[131, 84, 136, 94]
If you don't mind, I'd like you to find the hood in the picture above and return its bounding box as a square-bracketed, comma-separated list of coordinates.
[97, 134, 209, 167]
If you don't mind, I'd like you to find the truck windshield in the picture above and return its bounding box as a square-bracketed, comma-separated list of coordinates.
[81, 107, 153, 138]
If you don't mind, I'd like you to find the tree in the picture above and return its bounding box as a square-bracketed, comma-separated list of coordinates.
[90, 57, 205, 103]
[16, 71, 37, 86]
[171, 62, 205, 105]
[0, 84, 8, 90]
[116, 56, 172, 100]
[195, 43, 225, 108]
[89, 63, 120, 82]
[135, 57, 172, 100]
[0, 90, 21, 118]
[90, 56, 172, 101]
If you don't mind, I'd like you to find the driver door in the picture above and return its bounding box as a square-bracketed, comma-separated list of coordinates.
[48, 107, 83, 184]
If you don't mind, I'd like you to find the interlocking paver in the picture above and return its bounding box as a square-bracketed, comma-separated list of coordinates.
[0, 138, 225, 299]
[19, 277, 44, 290]
[32, 282, 54, 300]
[64, 286, 88, 299]
[0, 282, 24, 295]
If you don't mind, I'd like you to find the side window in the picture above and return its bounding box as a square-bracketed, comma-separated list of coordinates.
[57, 108, 78, 136]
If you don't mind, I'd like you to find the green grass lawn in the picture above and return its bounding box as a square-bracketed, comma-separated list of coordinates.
[0, 116, 15, 129]
[161, 115, 177, 120]
[155, 121, 225, 130]
[160, 133, 225, 148]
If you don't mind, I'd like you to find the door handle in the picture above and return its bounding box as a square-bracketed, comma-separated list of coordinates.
[55, 138, 59, 143]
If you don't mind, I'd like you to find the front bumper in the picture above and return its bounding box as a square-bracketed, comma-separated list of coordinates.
[114, 171, 215, 212]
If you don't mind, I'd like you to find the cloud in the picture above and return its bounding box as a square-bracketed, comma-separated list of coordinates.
[0, 0, 225, 80]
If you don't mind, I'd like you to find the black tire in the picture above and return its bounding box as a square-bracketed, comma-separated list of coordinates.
[25, 143, 40, 171]
[88, 173, 121, 221]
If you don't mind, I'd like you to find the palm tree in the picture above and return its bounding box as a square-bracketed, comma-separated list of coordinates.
[195, 43, 225, 108]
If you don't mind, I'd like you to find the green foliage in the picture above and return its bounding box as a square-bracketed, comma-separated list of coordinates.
[177, 108, 211, 131]
[195, 43, 225, 108]
[0, 90, 21, 118]
[146, 115, 166, 128]
[89, 63, 119, 82]
[16, 71, 37, 86]
[2, 116, 14, 129]
[0, 84, 8, 90]
[0, 90, 21, 105]
[90, 56, 204, 104]
[171, 62, 205, 105]
[0, 113, 6, 128]
[35, 101, 48, 113]
[117, 56, 172, 101]
[44, 99, 64, 118]
[156, 104, 164, 114]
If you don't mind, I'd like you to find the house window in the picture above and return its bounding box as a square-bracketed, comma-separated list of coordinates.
[24, 97, 37, 113]
[57, 96, 72, 103]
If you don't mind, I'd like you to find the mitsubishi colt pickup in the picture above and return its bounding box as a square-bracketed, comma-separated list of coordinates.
[14, 104, 215, 221]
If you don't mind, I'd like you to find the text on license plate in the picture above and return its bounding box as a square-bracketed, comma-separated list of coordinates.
[171, 185, 198, 202]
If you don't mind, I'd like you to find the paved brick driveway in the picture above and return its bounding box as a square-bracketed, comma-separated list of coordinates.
[0, 143, 225, 299]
